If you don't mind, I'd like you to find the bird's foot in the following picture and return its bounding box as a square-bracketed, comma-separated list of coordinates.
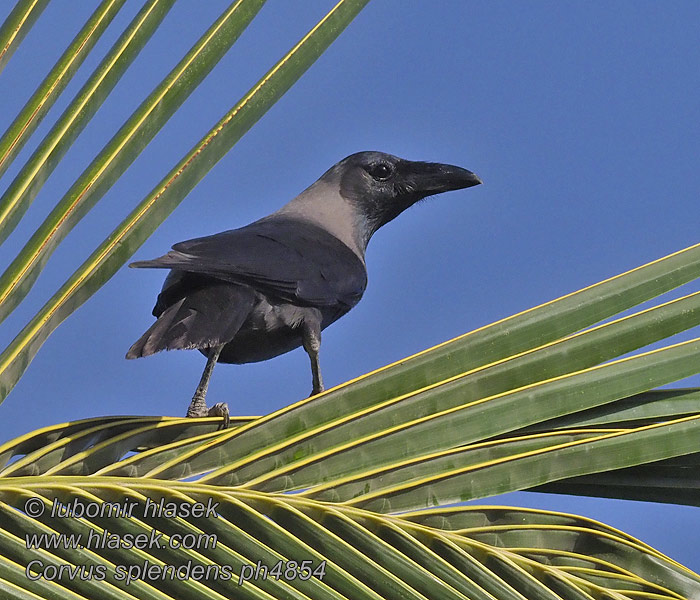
[208, 402, 230, 430]
[186, 395, 230, 429]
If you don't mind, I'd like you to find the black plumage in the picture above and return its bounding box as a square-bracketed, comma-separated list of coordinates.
[127, 218, 367, 363]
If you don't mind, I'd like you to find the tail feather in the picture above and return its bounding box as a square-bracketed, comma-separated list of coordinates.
[126, 283, 255, 359]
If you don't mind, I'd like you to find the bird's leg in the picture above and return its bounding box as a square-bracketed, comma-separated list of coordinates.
[302, 320, 324, 396]
[187, 344, 222, 416]
[186, 344, 229, 429]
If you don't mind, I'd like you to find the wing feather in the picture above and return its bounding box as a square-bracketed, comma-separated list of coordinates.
[130, 217, 367, 310]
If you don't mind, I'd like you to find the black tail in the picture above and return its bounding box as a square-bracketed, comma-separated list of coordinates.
[126, 283, 255, 358]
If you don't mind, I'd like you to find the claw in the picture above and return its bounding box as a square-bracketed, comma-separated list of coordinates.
[208, 402, 230, 429]
[186, 397, 230, 430]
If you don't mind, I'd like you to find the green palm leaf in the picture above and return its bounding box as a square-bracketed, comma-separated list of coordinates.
[533, 454, 700, 507]
[0, 1, 49, 75]
[1, 480, 697, 599]
[0, 0, 126, 182]
[0, 0, 266, 322]
[0, 0, 176, 245]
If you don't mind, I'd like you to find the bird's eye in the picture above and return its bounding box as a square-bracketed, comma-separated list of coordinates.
[367, 162, 393, 181]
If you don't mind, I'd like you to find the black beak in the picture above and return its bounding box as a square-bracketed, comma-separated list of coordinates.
[403, 161, 482, 197]
[413, 161, 482, 194]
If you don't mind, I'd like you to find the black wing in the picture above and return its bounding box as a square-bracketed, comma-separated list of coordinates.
[130, 217, 368, 310]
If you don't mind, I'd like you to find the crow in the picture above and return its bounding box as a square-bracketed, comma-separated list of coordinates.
[127, 151, 481, 427]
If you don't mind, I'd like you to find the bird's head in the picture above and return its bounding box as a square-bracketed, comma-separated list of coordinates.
[326, 151, 481, 237]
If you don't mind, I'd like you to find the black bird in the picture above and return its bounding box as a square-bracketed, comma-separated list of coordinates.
[127, 151, 481, 427]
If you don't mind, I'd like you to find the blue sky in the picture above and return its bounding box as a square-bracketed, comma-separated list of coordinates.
[1, 0, 699, 572]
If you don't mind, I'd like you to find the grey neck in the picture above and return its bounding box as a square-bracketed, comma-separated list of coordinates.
[272, 179, 370, 261]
